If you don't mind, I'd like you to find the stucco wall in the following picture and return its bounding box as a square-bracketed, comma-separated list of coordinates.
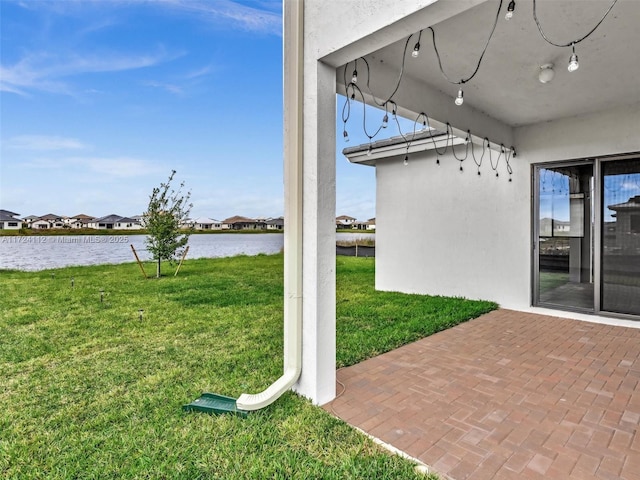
[375, 103, 640, 310]
[375, 147, 530, 309]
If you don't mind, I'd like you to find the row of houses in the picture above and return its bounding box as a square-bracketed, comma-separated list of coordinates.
[1, 210, 375, 232]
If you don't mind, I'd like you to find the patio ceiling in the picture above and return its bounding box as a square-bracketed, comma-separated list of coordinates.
[333, 0, 640, 130]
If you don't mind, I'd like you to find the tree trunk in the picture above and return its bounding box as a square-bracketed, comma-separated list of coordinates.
[156, 258, 161, 278]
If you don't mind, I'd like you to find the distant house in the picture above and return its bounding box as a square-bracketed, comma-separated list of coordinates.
[114, 217, 143, 230]
[193, 217, 223, 230]
[366, 218, 376, 231]
[608, 195, 640, 250]
[22, 215, 39, 227]
[89, 214, 123, 229]
[0, 209, 21, 230]
[223, 215, 266, 230]
[336, 215, 356, 229]
[266, 217, 284, 230]
[38, 213, 65, 229]
[31, 219, 52, 229]
[68, 214, 95, 229]
[352, 218, 376, 231]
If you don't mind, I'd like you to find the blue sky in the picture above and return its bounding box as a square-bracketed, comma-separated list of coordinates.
[0, 0, 378, 221]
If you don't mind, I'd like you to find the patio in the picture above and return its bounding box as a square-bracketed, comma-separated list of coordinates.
[324, 310, 640, 479]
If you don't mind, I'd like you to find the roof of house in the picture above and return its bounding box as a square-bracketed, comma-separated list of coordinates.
[116, 217, 140, 223]
[336, 215, 356, 221]
[343, 128, 448, 155]
[0, 212, 20, 222]
[223, 215, 257, 224]
[266, 217, 284, 226]
[194, 217, 220, 224]
[608, 195, 640, 211]
[71, 214, 95, 220]
[39, 213, 62, 221]
[94, 214, 123, 223]
[0, 209, 19, 217]
[23, 215, 39, 220]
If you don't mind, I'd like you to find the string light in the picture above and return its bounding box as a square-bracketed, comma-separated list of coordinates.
[534, 0, 618, 73]
[404, 155, 409, 166]
[339, 0, 618, 183]
[412, 30, 422, 58]
[455, 88, 464, 106]
[568, 43, 579, 72]
[505, 0, 515, 20]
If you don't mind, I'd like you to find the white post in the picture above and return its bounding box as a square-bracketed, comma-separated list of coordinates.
[293, 55, 337, 404]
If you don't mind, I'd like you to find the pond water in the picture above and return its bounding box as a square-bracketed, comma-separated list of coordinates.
[0, 232, 374, 271]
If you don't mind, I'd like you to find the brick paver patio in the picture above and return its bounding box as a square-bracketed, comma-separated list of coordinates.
[324, 309, 640, 479]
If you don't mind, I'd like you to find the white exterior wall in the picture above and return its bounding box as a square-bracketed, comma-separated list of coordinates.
[376, 149, 530, 309]
[1, 220, 21, 229]
[375, 103, 640, 310]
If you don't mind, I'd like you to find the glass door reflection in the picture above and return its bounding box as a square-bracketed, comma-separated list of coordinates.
[537, 164, 594, 311]
[601, 158, 640, 316]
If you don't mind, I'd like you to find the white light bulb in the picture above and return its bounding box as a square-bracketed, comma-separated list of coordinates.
[351, 70, 358, 84]
[455, 88, 464, 106]
[568, 53, 579, 72]
[505, 0, 515, 20]
[367, 146, 372, 156]
[382, 114, 388, 128]
[412, 43, 420, 58]
[343, 130, 349, 142]
[404, 155, 409, 166]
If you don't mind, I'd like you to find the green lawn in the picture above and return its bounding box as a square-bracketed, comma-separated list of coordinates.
[0, 255, 496, 479]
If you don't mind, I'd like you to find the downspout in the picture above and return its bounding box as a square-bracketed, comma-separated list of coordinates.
[236, 0, 303, 411]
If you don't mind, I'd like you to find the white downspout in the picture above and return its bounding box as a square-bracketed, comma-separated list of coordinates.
[236, 0, 303, 411]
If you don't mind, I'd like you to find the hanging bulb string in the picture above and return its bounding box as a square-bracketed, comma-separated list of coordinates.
[356, 34, 414, 108]
[346, 82, 388, 140]
[490, 145, 503, 172]
[448, 124, 470, 163]
[343, 85, 516, 180]
[533, 0, 618, 48]
[428, 0, 503, 86]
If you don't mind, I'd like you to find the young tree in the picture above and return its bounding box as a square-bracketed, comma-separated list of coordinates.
[143, 170, 193, 278]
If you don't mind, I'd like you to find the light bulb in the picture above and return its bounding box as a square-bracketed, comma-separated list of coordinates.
[367, 145, 372, 156]
[505, 0, 515, 20]
[412, 43, 420, 58]
[351, 70, 358, 84]
[455, 88, 464, 106]
[568, 52, 579, 72]
[382, 114, 388, 128]
[403, 155, 409, 166]
[343, 130, 349, 142]
[421, 119, 427, 131]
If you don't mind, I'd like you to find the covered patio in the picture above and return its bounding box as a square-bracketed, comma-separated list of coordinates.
[325, 310, 640, 479]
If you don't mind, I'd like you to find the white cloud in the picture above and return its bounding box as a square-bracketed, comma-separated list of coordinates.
[21, 155, 166, 178]
[155, 0, 282, 36]
[6, 135, 88, 151]
[0, 49, 182, 96]
[622, 181, 640, 193]
[143, 81, 184, 95]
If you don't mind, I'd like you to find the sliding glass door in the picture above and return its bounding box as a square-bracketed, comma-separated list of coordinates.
[534, 156, 640, 318]
[601, 158, 640, 316]
[535, 163, 594, 312]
